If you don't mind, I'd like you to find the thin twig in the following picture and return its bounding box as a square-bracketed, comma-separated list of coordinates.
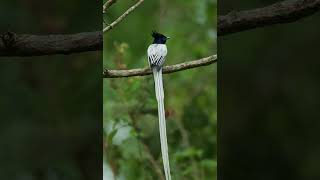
[103, 0, 117, 13]
[141, 142, 166, 180]
[103, 55, 217, 78]
[103, 0, 145, 33]
[129, 112, 166, 180]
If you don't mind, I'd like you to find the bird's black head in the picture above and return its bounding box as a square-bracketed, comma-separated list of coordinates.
[152, 31, 170, 44]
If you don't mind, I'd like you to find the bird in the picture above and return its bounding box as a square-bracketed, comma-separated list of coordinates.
[147, 31, 171, 180]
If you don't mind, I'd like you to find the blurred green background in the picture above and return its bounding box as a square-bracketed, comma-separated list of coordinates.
[104, 0, 217, 179]
[219, 1, 320, 180]
[0, 0, 101, 179]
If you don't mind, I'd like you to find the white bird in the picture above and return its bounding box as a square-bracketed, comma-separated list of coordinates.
[147, 31, 171, 180]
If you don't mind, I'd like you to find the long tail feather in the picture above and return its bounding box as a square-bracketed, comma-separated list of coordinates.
[153, 68, 172, 180]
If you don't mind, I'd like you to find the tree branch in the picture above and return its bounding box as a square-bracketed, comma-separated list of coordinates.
[103, 0, 117, 13]
[0, 31, 102, 57]
[218, 0, 320, 36]
[103, 55, 217, 78]
[129, 113, 166, 180]
[2, 0, 320, 57]
[141, 141, 166, 180]
[103, 0, 145, 33]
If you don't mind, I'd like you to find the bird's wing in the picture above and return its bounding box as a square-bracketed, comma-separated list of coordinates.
[147, 44, 167, 68]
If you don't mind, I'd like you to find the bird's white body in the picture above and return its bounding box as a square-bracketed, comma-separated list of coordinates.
[147, 43, 171, 180]
[147, 44, 167, 68]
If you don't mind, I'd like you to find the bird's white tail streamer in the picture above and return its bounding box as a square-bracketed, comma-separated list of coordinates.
[152, 68, 172, 180]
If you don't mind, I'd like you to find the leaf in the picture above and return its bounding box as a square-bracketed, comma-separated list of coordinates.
[107, 129, 118, 145]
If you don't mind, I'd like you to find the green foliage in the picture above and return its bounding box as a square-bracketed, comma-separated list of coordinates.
[104, 0, 217, 179]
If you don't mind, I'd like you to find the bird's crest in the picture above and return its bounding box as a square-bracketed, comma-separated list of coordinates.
[152, 30, 165, 38]
[151, 30, 169, 44]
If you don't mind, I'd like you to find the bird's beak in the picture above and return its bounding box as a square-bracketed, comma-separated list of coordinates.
[167, 37, 170, 39]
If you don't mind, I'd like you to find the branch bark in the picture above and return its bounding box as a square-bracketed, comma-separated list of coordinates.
[218, 0, 320, 36]
[2, 0, 320, 56]
[103, 55, 217, 78]
[103, 0, 145, 33]
[103, 0, 117, 13]
[0, 31, 102, 57]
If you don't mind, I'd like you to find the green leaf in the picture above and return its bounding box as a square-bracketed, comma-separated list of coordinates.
[107, 129, 118, 145]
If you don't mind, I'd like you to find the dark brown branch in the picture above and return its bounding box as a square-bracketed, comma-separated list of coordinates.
[2, 0, 320, 57]
[0, 31, 102, 57]
[218, 0, 320, 36]
[103, 55, 217, 78]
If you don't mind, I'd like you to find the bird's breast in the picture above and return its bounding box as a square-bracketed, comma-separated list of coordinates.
[147, 44, 167, 57]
